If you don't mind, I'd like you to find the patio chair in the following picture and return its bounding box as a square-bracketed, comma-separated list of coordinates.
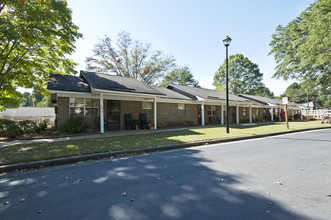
[124, 113, 135, 130]
[140, 113, 149, 129]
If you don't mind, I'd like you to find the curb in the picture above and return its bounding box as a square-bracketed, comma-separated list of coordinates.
[1, 126, 330, 173]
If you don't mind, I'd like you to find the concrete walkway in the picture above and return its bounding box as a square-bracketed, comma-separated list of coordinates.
[0, 126, 210, 148]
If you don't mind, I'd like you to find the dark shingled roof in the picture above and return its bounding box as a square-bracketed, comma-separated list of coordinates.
[81, 71, 164, 95]
[167, 84, 253, 103]
[239, 94, 299, 107]
[47, 73, 91, 93]
[152, 87, 193, 101]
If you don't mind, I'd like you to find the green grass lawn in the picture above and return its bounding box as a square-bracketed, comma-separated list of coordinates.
[0, 121, 330, 165]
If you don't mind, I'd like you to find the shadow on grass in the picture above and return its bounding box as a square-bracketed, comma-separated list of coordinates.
[0, 130, 205, 165]
[0, 148, 310, 219]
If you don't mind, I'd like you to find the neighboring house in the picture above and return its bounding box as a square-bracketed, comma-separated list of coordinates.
[0, 107, 55, 125]
[238, 94, 302, 121]
[47, 71, 289, 133]
[301, 101, 320, 110]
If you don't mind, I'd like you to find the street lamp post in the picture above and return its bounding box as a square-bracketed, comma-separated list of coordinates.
[223, 36, 232, 133]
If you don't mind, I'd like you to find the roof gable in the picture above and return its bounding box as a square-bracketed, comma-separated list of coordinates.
[47, 73, 91, 93]
[167, 84, 251, 102]
[80, 71, 164, 95]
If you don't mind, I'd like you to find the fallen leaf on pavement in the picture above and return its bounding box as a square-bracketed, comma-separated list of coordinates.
[36, 210, 42, 214]
[327, 194, 331, 197]
[220, 179, 224, 182]
[131, 198, 134, 202]
[20, 199, 25, 202]
[122, 192, 127, 196]
[274, 182, 283, 185]
[267, 211, 271, 214]
[73, 178, 82, 184]
[4, 201, 9, 205]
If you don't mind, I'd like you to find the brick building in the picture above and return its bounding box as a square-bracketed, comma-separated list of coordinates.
[47, 71, 292, 133]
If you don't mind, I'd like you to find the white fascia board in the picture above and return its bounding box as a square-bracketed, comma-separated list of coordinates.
[169, 85, 205, 102]
[94, 88, 165, 98]
[48, 90, 93, 97]
[156, 98, 197, 104]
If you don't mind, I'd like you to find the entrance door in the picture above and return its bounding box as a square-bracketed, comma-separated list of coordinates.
[106, 100, 120, 131]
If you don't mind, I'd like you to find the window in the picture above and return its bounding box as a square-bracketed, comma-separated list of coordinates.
[178, 104, 185, 117]
[70, 98, 84, 116]
[207, 105, 216, 116]
[70, 98, 99, 117]
[142, 102, 152, 117]
[243, 107, 246, 116]
[85, 98, 99, 118]
[256, 108, 259, 115]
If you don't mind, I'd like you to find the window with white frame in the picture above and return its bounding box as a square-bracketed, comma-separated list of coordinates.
[178, 103, 185, 117]
[243, 107, 246, 116]
[207, 105, 216, 116]
[142, 102, 152, 117]
[69, 98, 99, 117]
[256, 108, 259, 115]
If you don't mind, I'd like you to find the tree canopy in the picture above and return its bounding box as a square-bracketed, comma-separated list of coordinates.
[160, 66, 199, 87]
[86, 32, 176, 85]
[269, 0, 331, 91]
[0, 0, 82, 109]
[213, 54, 269, 96]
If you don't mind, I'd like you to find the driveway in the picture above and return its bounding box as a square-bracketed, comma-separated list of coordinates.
[0, 129, 330, 219]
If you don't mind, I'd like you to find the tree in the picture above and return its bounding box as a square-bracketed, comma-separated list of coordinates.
[254, 87, 275, 99]
[86, 32, 176, 85]
[269, 0, 331, 92]
[281, 82, 307, 103]
[213, 54, 266, 95]
[160, 66, 199, 87]
[0, 0, 82, 109]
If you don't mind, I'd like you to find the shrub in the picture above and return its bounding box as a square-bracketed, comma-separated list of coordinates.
[184, 121, 194, 126]
[60, 116, 88, 134]
[5, 124, 22, 138]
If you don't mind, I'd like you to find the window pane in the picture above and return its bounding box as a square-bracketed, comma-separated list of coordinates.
[178, 104, 185, 110]
[142, 102, 152, 109]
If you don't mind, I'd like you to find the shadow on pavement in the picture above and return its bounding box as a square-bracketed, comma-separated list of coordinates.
[0, 148, 309, 220]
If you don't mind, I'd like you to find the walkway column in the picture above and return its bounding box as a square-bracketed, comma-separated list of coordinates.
[153, 98, 157, 130]
[249, 105, 252, 123]
[100, 93, 104, 134]
[301, 109, 303, 120]
[236, 104, 239, 124]
[271, 107, 274, 122]
[221, 103, 224, 126]
[201, 102, 205, 126]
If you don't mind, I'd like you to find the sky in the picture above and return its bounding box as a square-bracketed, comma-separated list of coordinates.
[65, 0, 315, 96]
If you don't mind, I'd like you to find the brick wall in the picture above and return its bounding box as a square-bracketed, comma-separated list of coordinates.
[57, 97, 69, 128]
[157, 103, 198, 128]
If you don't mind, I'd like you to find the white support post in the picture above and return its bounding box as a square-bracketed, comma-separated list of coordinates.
[100, 93, 104, 134]
[154, 98, 157, 130]
[221, 103, 224, 126]
[201, 102, 205, 126]
[271, 107, 274, 122]
[301, 109, 303, 120]
[236, 105, 239, 124]
[249, 105, 252, 123]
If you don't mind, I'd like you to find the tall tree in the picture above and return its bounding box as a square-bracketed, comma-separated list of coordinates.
[213, 54, 266, 95]
[281, 82, 307, 103]
[160, 66, 199, 87]
[86, 32, 176, 85]
[0, 0, 82, 109]
[269, 0, 331, 92]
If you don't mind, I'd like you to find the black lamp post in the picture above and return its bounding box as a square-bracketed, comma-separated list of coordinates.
[223, 36, 232, 133]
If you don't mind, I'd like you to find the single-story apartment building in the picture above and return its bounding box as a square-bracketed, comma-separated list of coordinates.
[47, 71, 301, 133]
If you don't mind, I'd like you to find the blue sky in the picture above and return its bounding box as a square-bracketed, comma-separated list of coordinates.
[66, 0, 314, 96]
